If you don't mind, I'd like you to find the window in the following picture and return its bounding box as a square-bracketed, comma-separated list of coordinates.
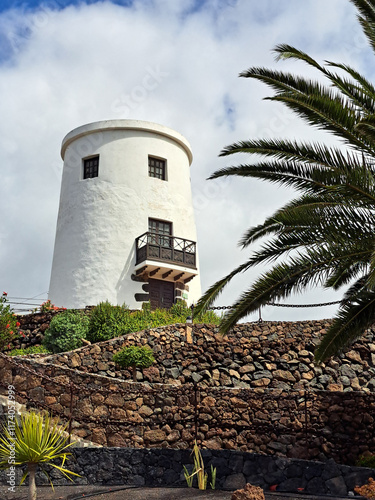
[83, 156, 99, 179]
[149, 218, 172, 247]
[148, 156, 166, 180]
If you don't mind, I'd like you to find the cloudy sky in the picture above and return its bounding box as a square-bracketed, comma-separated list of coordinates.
[0, 0, 370, 320]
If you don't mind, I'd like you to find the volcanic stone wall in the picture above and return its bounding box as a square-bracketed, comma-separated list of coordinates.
[40, 320, 375, 393]
[1, 447, 374, 496]
[9, 310, 87, 351]
[2, 319, 375, 464]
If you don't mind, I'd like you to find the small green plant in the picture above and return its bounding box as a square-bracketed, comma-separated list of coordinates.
[0, 292, 20, 351]
[183, 465, 194, 487]
[141, 301, 152, 314]
[198, 309, 222, 324]
[0, 410, 80, 500]
[112, 345, 155, 381]
[183, 440, 216, 490]
[210, 464, 217, 489]
[43, 310, 89, 353]
[8, 345, 51, 356]
[357, 454, 375, 469]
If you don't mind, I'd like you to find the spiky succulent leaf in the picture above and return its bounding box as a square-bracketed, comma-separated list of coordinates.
[0, 411, 80, 489]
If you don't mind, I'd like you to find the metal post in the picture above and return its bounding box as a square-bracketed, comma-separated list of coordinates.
[258, 307, 263, 323]
[304, 390, 308, 448]
[193, 383, 199, 442]
[68, 382, 74, 443]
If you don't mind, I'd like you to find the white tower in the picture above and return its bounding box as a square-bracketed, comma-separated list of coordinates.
[48, 120, 201, 309]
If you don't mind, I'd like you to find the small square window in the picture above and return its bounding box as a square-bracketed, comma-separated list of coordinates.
[148, 156, 166, 180]
[83, 156, 99, 179]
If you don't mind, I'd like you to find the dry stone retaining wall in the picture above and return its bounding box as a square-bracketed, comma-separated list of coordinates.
[40, 320, 375, 393]
[2, 319, 375, 465]
[1, 353, 375, 464]
[9, 310, 67, 350]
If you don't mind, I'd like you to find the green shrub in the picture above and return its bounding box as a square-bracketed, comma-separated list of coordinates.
[198, 309, 222, 324]
[0, 292, 19, 351]
[112, 345, 155, 381]
[86, 301, 129, 343]
[8, 345, 51, 356]
[43, 310, 89, 353]
[163, 301, 222, 325]
[356, 454, 375, 468]
[138, 300, 222, 326]
[86, 300, 222, 345]
[169, 301, 190, 319]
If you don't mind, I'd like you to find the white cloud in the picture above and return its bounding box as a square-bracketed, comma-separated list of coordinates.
[0, 0, 366, 319]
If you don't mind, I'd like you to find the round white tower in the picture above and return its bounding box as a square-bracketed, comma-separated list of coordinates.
[48, 119, 201, 309]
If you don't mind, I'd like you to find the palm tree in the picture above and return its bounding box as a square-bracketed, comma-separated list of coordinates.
[0, 410, 79, 500]
[196, 0, 375, 363]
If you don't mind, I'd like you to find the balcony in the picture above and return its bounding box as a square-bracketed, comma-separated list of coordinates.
[136, 232, 197, 269]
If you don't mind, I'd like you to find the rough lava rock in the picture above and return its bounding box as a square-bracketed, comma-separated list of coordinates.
[231, 483, 265, 500]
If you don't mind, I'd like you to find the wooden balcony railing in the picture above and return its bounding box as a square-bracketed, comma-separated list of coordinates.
[136, 232, 197, 269]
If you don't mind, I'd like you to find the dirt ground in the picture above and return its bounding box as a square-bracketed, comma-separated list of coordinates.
[0, 485, 355, 500]
[1, 485, 228, 500]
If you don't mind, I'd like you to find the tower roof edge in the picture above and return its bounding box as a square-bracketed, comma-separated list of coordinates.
[61, 119, 193, 164]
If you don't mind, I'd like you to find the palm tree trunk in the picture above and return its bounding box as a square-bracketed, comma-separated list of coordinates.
[28, 463, 37, 500]
[132, 365, 137, 382]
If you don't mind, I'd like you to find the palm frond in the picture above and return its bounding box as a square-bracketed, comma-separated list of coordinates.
[326, 61, 375, 111]
[367, 248, 375, 288]
[193, 259, 255, 316]
[213, 247, 370, 335]
[239, 65, 373, 152]
[239, 193, 367, 248]
[351, 0, 375, 24]
[268, 93, 369, 152]
[201, 5, 375, 360]
[219, 139, 361, 167]
[325, 262, 368, 289]
[273, 44, 324, 70]
[273, 44, 375, 114]
[352, 0, 375, 53]
[356, 115, 375, 143]
[209, 161, 334, 193]
[315, 288, 375, 362]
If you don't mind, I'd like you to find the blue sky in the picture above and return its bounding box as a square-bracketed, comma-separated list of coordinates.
[0, 0, 369, 320]
[0, 0, 132, 11]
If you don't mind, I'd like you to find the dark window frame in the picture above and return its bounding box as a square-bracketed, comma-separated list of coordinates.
[83, 156, 99, 179]
[148, 218, 172, 247]
[148, 156, 166, 180]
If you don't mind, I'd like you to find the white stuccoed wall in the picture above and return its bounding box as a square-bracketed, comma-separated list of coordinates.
[48, 120, 201, 309]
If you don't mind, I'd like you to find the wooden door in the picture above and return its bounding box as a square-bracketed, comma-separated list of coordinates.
[149, 279, 174, 309]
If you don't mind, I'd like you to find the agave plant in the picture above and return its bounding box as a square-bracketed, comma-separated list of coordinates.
[0, 410, 79, 500]
[196, 0, 375, 363]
